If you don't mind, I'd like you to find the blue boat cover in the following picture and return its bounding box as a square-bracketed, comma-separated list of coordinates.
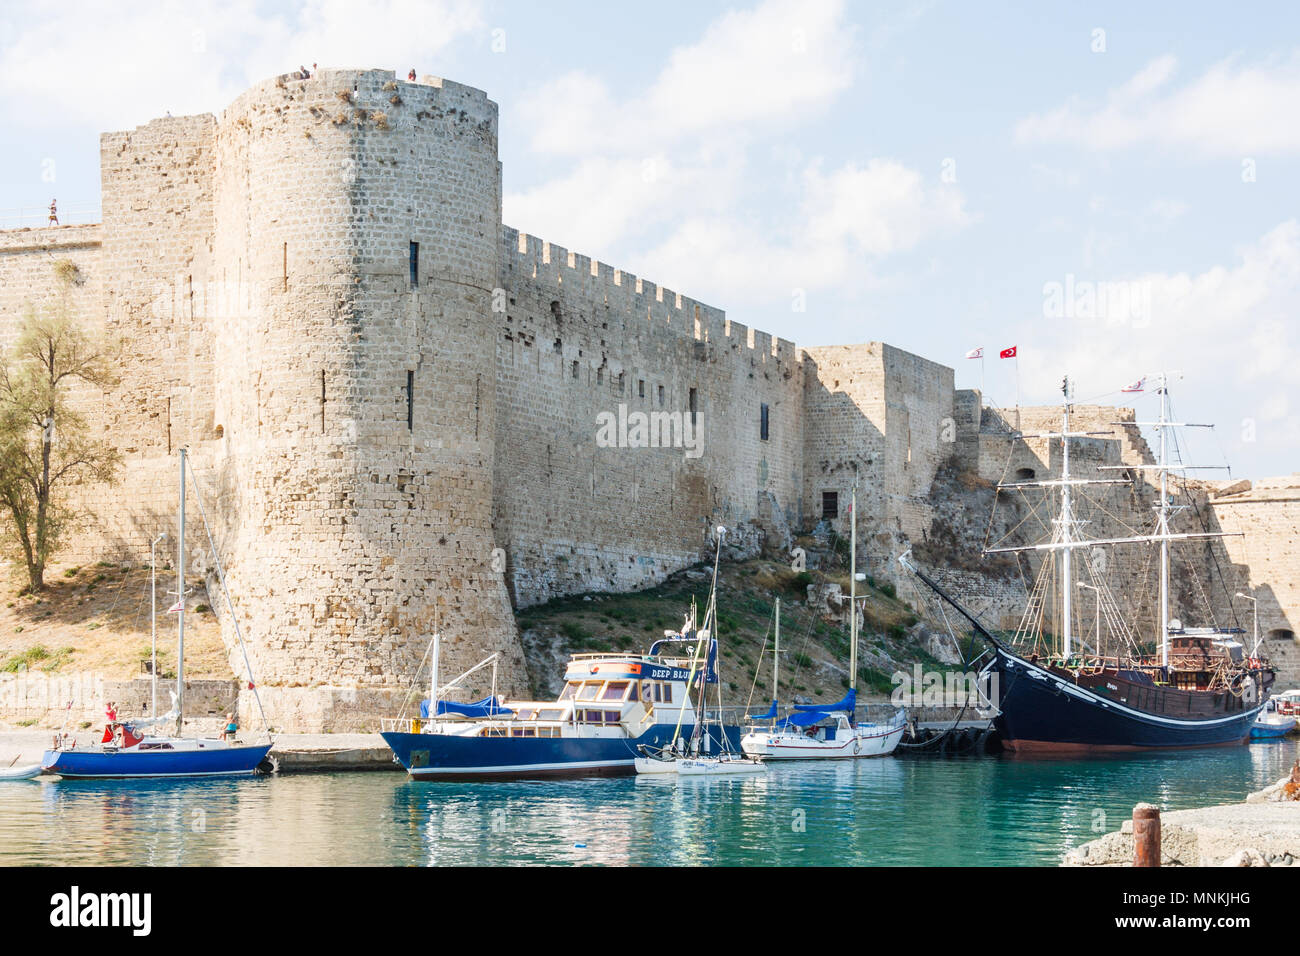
[747, 700, 778, 721]
[793, 687, 856, 714]
[419, 696, 514, 718]
[779, 709, 830, 728]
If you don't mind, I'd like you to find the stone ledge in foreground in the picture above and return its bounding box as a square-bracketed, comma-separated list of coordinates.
[1064, 776, 1300, 867]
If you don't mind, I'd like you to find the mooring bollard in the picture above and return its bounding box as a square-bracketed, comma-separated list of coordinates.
[1133, 803, 1161, 867]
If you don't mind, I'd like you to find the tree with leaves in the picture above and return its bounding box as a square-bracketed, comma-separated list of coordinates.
[0, 276, 120, 593]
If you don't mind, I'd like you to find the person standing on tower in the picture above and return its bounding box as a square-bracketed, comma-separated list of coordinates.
[48, 199, 58, 225]
[408, 67, 416, 81]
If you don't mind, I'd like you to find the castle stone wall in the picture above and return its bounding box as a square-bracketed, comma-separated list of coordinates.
[494, 228, 805, 605]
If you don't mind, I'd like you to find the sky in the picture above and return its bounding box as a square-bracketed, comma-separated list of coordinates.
[1, 0, 1297, 477]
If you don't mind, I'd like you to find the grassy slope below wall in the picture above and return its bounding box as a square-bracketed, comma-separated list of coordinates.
[0, 560, 230, 681]
[516, 555, 957, 707]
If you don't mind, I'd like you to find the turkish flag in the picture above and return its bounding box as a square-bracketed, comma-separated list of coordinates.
[999, 346, 1017, 359]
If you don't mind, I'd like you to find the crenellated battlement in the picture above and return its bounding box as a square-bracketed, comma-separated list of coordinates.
[500, 225, 799, 368]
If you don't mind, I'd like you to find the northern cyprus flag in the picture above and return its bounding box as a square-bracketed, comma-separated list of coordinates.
[965, 347, 983, 359]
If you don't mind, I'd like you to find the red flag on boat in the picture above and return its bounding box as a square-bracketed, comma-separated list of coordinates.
[999, 346, 1017, 359]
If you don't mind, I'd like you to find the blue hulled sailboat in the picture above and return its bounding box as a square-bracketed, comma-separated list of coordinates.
[42, 448, 274, 779]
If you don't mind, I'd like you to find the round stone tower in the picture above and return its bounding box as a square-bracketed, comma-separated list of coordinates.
[205, 69, 524, 730]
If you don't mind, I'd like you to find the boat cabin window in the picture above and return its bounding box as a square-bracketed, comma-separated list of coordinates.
[536, 709, 563, 721]
[602, 681, 630, 701]
[653, 682, 674, 704]
[579, 710, 622, 726]
[576, 682, 602, 701]
[515, 709, 537, 721]
[559, 682, 578, 700]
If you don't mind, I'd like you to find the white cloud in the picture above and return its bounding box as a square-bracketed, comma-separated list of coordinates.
[1016, 52, 1300, 155]
[635, 158, 971, 304]
[502, 0, 966, 309]
[1019, 221, 1300, 464]
[516, 0, 856, 158]
[0, 0, 484, 129]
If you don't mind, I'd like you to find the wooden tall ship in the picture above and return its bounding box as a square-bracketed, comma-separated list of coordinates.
[904, 374, 1273, 752]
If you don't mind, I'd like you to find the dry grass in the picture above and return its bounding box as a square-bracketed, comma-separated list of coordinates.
[0, 560, 231, 679]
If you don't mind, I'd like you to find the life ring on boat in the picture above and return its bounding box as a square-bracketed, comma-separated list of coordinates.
[853, 738, 862, 755]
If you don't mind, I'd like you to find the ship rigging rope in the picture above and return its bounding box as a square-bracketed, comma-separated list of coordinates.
[1166, 394, 1242, 631]
[741, 604, 776, 716]
[186, 459, 274, 741]
[393, 633, 438, 723]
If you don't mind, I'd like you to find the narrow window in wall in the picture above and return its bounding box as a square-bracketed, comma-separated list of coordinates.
[283, 242, 288, 291]
[597, 367, 604, 386]
[760, 403, 769, 441]
[320, 370, 326, 433]
[571, 360, 580, 380]
[638, 379, 645, 400]
[657, 385, 664, 406]
[166, 397, 172, 454]
[822, 491, 838, 520]
[406, 370, 414, 430]
[688, 387, 698, 426]
[616, 372, 625, 395]
[409, 241, 419, 288]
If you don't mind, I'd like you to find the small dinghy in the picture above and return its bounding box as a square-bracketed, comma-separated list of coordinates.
[674, 754, 766, 776]
[0, 763, 42, 780]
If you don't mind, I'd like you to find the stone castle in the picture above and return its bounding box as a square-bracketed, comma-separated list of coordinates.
[2, 69, 1296, 729]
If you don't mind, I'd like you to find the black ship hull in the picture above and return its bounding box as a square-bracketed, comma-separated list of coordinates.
[989, 648, 1265, 753]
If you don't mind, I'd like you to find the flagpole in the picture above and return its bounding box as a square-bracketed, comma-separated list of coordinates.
[1014, 354, 1021, 431]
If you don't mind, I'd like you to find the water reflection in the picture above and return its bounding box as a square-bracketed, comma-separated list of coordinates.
[0, 741, 1293, 866]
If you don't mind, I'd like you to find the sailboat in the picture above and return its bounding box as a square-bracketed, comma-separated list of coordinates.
[741, 488, 907, 760]
[41, 448, 275, 778]
[634, 527, 765, 775]
[902, 374, 1274, 752]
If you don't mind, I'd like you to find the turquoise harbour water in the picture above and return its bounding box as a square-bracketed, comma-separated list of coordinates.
[2, 742, 1296, 866]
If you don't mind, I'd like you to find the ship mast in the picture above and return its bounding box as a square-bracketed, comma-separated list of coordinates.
[1060, 379, 1074, 658]
[849, 485, 857, 697]
[1156, 373, 1171, 667]
[175, 447, 186, 738]
[986, 371, 1238, 662]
